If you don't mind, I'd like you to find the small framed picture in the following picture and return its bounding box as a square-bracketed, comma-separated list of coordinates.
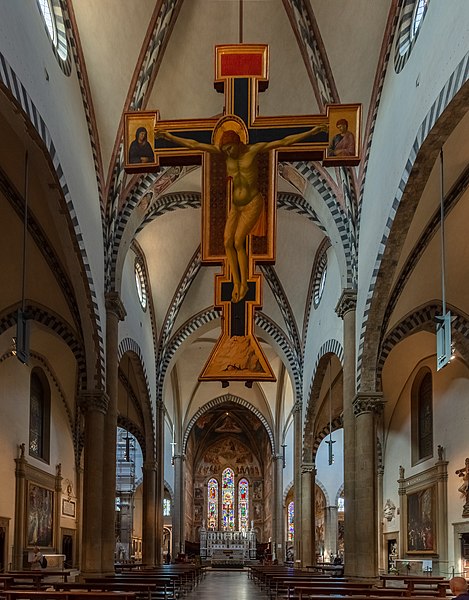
[62, 498, 76, 518]
[124, 111, 158, 173]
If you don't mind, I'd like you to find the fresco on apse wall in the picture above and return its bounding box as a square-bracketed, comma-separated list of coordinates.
[196, 436, 260, 476]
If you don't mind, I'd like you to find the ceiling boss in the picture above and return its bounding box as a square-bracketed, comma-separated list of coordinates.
[124, 44, 361, 383]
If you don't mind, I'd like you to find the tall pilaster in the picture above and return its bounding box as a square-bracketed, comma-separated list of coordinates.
[324, 505, 338, 559]
[272, 454, 284, 563]
[79, 390, 109, 574]
[353, 392, 384, 578]
[301, 463, 315, 567]
[172, 453, 185, 557]
[142, 460, 157, 565]
[155, 400, 164, 564]
[102, 292, 126, 572]
[293, 401, 302, 564]
[13, 444, 26, 569]
[335, 289, 357, 576]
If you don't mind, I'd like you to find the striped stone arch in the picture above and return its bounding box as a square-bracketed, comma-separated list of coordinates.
[155, 308, 219, 404]
[0, 50, 105, 389]
[335, 483, 344, 507]
[118, 338, 155, 445]
[163, 480, 174, 504]
[261, 265, 302, 368]
[182, 394, 275, 454]
[155, 250, 202, 388]
[283, 480, 294, 506]
[254, 312, 303, 403]
[283, 0, 337, 109]
[302, 238, 331, 353]
[357, 53, 469, 391]
[105, 0, 183, 288]
[0, 304, 87, 384]
[311, 416, 343, 463]
[303, 340, 344, 453]
[288, 163, 354, 289]
[117, 415, 146, 460]
[315, 479, 330, 508]
[375, 303, 469, 391]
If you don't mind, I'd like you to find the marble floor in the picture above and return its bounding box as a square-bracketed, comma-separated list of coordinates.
[186, 569, 266, 600]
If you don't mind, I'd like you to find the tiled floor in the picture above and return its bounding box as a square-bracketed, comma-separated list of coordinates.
[186, 569, 266, 600]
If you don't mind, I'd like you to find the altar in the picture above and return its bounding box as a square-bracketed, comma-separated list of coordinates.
[199, 525, 257, 562]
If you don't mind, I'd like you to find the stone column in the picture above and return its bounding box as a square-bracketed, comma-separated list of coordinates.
[353, 392, 384, 578]
[155, 400, 164, 564]
[80, 390, 109, 575]
[142, 460, 157, 565]
[54, 464, 63, 550]
[172, 453, 185, 557]
[335, 289, 357, 576]
[102, 292, 126, 573]
[324, 505, 338, 560]
[301, 463, 315, 567]
[293, 401, 302, 565]
[272, 454, 284, 563]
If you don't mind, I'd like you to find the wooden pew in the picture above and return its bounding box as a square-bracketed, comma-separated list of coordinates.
[0, 591, 136, 600]
[86, 576, 179, 599]
[52, 582, 157, 600]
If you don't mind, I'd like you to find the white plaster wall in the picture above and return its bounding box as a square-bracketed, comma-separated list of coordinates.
[357, 2, 469, 331]
[0, 3, 105, 316]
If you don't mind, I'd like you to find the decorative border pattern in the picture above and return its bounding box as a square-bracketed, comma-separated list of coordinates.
[376, 304, 469, 390]
[283, 0, 338, 109]
[394, 0, 429, 74]
[182, 393, 275, 454]
[357, 52, 469, 391]
[303, 339, 344, 452]
[35, 0, 72, 75]
[0, 49, 105, 389]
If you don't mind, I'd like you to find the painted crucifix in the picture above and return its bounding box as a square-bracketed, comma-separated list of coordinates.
[124, 44, 361, 383]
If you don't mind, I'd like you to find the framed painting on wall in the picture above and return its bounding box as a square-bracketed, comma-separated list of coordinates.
[27, 482, 54, 547]
[406, 485, 436, 553]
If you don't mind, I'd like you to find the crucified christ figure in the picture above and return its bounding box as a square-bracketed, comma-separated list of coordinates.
[157, 124, 327, 302]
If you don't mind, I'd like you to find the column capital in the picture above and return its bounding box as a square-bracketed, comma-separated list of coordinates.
[293, 401, 302, 414]
[143, 460, 157, 473]
[335, 289, 357, 318]
[353, 392, 385, 417]
[105, 291, 127, 321]
[301, 463, 316, 475]
[79, 389, 109, 414]
[173, 453, 186, 462]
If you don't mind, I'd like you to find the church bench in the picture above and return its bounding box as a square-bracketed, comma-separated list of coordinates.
[274, 583, 376, 600]
[102, 573, 185, 596]
[268, 577, 357, 600]
[88, 576, 180, 599]
[52, 582, 158, 600]
[0, 591, 137, 600]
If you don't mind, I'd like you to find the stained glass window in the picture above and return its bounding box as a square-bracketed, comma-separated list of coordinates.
[208, 478, 218, 529]
[288, 501, 294, 541]
[222, 468, 235, 530]
[238, 478, 249, 531]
